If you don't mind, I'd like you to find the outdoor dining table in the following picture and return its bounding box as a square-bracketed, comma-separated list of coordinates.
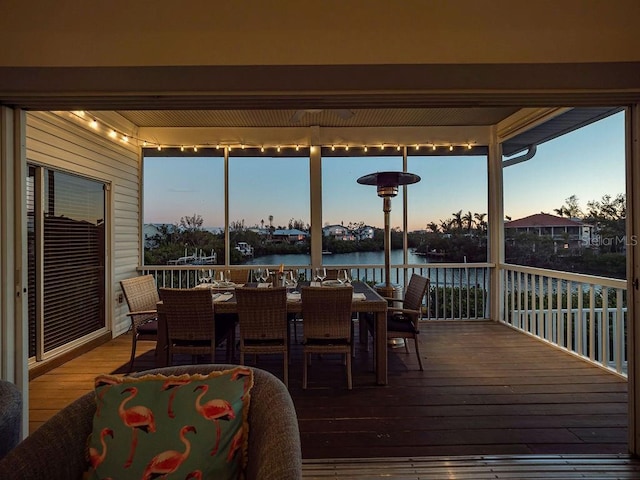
[155, 281, 390, 385]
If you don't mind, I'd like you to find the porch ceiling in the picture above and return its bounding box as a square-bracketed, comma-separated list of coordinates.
[114, 107, 521, 129]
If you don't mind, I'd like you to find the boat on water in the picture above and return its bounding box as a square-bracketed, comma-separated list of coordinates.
[235, 242, 254, 257]
[322, 250, 332, 255]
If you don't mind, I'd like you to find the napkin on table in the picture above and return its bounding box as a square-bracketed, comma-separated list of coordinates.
[257, 282, 272, 288]
[213, 292, 234, 302]
[352, 293, 366, 301]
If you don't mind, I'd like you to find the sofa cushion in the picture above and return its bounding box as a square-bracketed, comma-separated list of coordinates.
[86, 366, 253, 480]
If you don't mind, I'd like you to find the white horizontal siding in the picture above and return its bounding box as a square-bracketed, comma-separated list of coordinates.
[26, 112, 141, 337]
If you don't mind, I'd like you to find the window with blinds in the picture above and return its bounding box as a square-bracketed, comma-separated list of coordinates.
[27, 166, 106, 359]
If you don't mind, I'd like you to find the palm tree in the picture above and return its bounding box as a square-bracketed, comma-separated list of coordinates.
[268, 215, 273, 229]
[554, 206, 568, 217]
[474, 212, 487, 232]
[462, 211, 474, 233]
[452, 210, 463, 232]
[440, 219, 453, 234]
[426, 222, 439, 233]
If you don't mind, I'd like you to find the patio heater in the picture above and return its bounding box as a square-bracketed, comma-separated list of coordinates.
[357, 171, 421, 297]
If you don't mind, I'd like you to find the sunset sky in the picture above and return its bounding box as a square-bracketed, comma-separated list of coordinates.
[144, 112, 625, 231]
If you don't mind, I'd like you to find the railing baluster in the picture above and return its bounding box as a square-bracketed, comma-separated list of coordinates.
[576, 283, 583, 356]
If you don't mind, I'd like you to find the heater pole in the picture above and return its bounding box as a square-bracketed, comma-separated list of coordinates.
[383, 196, 392, 289]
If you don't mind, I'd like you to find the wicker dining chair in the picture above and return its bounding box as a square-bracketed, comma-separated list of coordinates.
[120, 275, 160, 372]
[235, 287, 289, 387]
[371, 273, 429, 371]
[301, 286, 354, 389]
[158, 288, 235, 365]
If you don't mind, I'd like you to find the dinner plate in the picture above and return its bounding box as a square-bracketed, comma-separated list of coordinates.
[322, 280, 348, 287]
[212, 281, 236, 288]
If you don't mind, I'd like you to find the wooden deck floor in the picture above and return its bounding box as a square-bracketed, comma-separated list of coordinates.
[29, 320, 629, 461]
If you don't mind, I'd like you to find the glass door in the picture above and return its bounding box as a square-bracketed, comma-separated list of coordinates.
[27, 165, 107, 361]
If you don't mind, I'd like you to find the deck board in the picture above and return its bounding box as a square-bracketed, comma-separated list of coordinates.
[29, 320, 629, 461]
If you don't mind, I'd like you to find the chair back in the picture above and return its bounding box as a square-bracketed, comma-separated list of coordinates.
[403, 274, 430, 312]
[235, 287, 288, 341]
[301, 286, 353, 341]
[159, 288, 215, 342]
[227, 268, 250, 284]
[120, 275, 159, 323]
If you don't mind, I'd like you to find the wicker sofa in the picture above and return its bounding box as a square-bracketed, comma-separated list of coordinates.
[0, 365, 302, 480]
[0, 380, 22, 460]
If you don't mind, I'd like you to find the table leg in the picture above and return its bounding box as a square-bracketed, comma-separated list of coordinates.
[156, 307, 169, 367]
[375, 310, 387, 385]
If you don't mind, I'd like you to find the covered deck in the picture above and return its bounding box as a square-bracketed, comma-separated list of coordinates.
[29, 320, 627, 458]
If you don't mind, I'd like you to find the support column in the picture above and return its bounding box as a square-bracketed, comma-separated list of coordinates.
[0, 106, 28, 438]
[627, 104, 640, 455]
[487, 127, 504, 321]
[309, 145, 322, 269]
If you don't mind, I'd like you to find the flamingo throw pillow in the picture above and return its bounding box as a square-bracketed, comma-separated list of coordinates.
[85, 367, 254, 480]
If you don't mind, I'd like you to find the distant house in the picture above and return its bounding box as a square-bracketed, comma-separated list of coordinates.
[202, 226, 224, 235]
[322, 224, 355, 241]
[143, 223, 173, 248]
[504, 213, 593, 249]
[355, 225, 375, 240]
[272, 228, 309, 243]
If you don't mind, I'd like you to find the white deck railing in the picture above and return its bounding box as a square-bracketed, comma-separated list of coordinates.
[139, 263, 492, 320]
[138, 262, 628, 376]
[501, 264, 628, 377]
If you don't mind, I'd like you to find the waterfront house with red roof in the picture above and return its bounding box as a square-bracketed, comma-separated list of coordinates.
[504, 213, 593, 249]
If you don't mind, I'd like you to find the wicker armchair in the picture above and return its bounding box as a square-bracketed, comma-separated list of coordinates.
[158, 288, 235, 365]
[0, 365, 302, 480]
[301, 286, 354, 389]
[120, 275, 159, 372]
[235, 287, 289, 387]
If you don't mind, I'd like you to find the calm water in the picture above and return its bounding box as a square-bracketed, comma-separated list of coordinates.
[242, 249, 430, 266]
[241, 249, 486, 288]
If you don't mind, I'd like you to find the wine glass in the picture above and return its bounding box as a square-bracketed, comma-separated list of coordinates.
[253, 268, 263, 283]
[314, 267, 326, 284]
[287, 270, 298, 291]
[198, 269, 209, 284]
[261, 268, 271, 284]
[338, 268, 351, 285]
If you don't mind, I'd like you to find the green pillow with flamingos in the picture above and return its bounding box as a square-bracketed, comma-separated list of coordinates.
[85, 366, 254, 480]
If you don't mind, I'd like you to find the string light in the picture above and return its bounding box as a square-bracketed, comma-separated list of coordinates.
[66, 112, 478, 153]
